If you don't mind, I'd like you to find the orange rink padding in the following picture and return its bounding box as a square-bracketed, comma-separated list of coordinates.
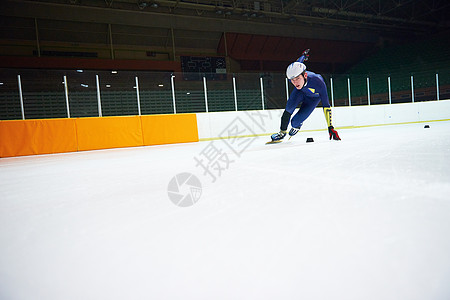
[141, 114, 199, 146]
[0, 118, 78, 157]
[76, 116, 144, 151]
[0, 114, 199, 157]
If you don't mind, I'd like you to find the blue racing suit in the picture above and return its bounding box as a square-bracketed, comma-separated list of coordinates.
[281, 71, 331, 130]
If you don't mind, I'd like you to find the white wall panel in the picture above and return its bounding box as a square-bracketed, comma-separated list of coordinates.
[384, 103, 420, 124]
[197, 100, 450, 140]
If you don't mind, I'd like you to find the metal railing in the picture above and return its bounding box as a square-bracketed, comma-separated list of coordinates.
[1, 68, 449, 120]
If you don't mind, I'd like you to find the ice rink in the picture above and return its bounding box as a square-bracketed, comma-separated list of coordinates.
[1, 121, 450, 300]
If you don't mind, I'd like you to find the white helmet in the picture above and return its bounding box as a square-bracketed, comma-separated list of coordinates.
[286, 62, 306, 79]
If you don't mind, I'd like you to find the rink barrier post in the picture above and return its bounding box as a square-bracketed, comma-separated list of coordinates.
[233, 75, 238, 111]
[171, 74, 177, 114]
[347, 77, 352, 107]
[388, 76, 392, 104]
[96, 74, 102, 117]
[203, 76, 209, 113]
[63, 75, 71, 118]
[436, 73, 439, 101]
[135, 76, 142, 116]
[260, 77, 265, 110]
[17, 75, 25, 120]
[330, 77, 334, 107]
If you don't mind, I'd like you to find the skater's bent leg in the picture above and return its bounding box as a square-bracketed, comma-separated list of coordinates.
[290, 99, 320, 128]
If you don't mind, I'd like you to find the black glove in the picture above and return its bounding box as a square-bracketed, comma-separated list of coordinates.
[328, 126, 341, 140]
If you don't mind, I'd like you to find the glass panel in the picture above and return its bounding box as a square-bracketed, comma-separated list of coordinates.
[412, 70, 439, 102]
[349, 74, 368, 106]
[389, 73, 412, 104]
[20, 69, 67, 119]
[369, 74, 390, 105]
[234, 73, 262, 110]
[137, 71, 174, 115]
[98, 70, 139, 116]
[204, 73, 235, 112]
[263, 73, 287, 109]
[66, 70, 99, 118]
[0, 69, 22, 120]
[321, 74, 333, 106]
[173, 72, 206, 113]
[1, 67, 448, 120]
[331, 75, 350, 106]
[438, 67, 450, 100]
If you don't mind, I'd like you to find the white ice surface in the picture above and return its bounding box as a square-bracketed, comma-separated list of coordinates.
[1, 121, 450, 300]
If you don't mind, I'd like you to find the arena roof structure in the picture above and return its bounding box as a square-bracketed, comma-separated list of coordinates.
[1, 0, 449, 72]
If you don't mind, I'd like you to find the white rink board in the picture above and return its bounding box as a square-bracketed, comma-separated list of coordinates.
[196, 100, 450, 140]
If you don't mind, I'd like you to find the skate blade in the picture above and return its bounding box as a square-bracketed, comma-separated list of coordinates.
[266, 140, 283, 144]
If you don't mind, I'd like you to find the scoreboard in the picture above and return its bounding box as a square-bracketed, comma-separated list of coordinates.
[181, 56, 227, 80]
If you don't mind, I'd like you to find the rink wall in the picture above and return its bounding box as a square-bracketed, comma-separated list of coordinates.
[1, 100, 449, 157]
[0, 114, 198, 157]
[196, 99, 450, 140]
